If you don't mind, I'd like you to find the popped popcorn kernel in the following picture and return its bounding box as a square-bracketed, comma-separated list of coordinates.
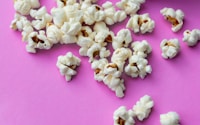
[46, 23, 62, 44]
[56, 52, 81, 82]
[160, 112, 180, 125]
[160, 38, 180, 59]
[183, 29, 200, 46]
[160, 7, 184, 32]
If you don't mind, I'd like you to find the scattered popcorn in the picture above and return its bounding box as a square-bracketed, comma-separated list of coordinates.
[116, 0, 145, 15]
[112, 29, 132, 50]
[63, 3, 83, 21]
[46, 23, 62, 44]
[160, 112, 180, 125]
[113, 106, 135, 125]
[22, 25, 34, 42]
[51, 7, 67, 27]
[56, 0, 77, 8]
[132, 95, 154, 121]
[14, 0, 40, 15]
[102, 1, 127, 25]
[183, 29, 200, 46]
[30, 6, 53, 30]
[160, 7, 184, 32]
[160, 39, 180, 59]
[131, 40, 152, 58]
[26, 30, 52, 53]
[127, 13, 155, 34]
[56, 52, 81, 82]
[125, 55, 152, 79]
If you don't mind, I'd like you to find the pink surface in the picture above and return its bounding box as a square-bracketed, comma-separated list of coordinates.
[1, 0, 200, 125]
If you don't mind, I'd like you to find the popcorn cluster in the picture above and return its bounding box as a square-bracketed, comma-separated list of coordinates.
[113, 95, 154, 125]
[160, 7, 184, 32]
[183, 29, 200, 46]
[160, 39, 180, 59]
[160, 112, 180, 125]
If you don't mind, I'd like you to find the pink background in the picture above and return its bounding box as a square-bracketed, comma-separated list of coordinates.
[1, 0, 200, 125]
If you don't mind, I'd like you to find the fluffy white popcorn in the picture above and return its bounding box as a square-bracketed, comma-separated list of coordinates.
[56, 0, 77, 8]
[82, 4, 105, 25]
[160, 112, 180, 125]
[126, 13, 155, 34]
[91, 58, 108, 82]
[183, 29, 200, 46]
[102, 1, 127, 25]
[87, 43, 111, 63]
[160, 7, 184, 32]
[125, 55, 152, 79]
[132, 95, 154, 121]
[56, 52, 81, 82]
[46, 23, 62, 44]
[113, 106, 135, 125]
[63, 3, 83, 21]
[131, 40, 152, 58]
[51, 7, 67, 27]
[112, 29, 132, 50]
[26, 30, 52, 53]
[14, 0, 40, 15]
[22, 25, 34, 42]
[116, 0, 145, 15]
[160, 39, 180, 59]
[30, 6, 53, 30]
[77, 26, 95, 56]
[79, 0, 97, 4]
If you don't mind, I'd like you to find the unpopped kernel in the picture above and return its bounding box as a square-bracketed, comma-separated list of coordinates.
[160, 112, 180, 125]
[160, 7, 184, 32]
[56, 52, 81, 82]
[160, 38, 180, 59]
[183, 29, 200, 46]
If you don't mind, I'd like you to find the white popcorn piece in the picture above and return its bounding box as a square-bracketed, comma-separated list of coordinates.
[113, 106, 135, 125]
[56, 52, 81, 82]
[160, 8, 184, 32]
[160, 112, 180, 125]
[102, 1, 127, 25]
[131, 40, 152, 58]
[46, 23, 62, 44]
[14, 0, 40, 15]
[26, 30, 52, 53]
[87, 43, 111, 63]
[51, 7, 67, 27]
[125, 55, 152, 79]
[56, 0, 77, 8]
[160, 39, 180, 59]
[22, 25, 34, 42]
[82, 4, 105, 25]
[79, 0, 97, 4]
[132, 95, 154, 121]
[116, 0, 145, 15]
[77, 26, 95, 56]
[127, 13, 155, 34]
[183, 29, 200, 46]
[112, 29, 132, 50]
[63, 3, 83, 21]
[30, 6, 53, 30]
[91, 58, 108, 82]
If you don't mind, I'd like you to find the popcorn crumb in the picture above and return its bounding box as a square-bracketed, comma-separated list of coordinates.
[160, 112, 180, 125]
[160, 7, 184, 32]
[183, 29, 200, 46]
[160, 38, 180, 59]
[56, 52, 81, 82]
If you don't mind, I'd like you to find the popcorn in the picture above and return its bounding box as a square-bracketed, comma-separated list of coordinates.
[183, 29, 200, 46]
[46, 23, 62, 44]
[26, 30, 52, 53]
[102, 1, 127, 25]
[160, 112, 180, 125]
[160, 39, 180, 59]
[22, 25, 34, 41]
[160, 7, 184, 32]
[125, 55, 152, 79]
[91, 58, 108, 82]
[63, 3, 83, 21]
[51, 7, 67, 27]
[112, 29, 132, 50]
[116, 0, 145, 15]
[113, 106, 135, 125]
[126, 13, 155, 34]
[132, 95, 154, 121]
[14, 0, 40, 15]
[131, 40, 152, 58]
[56, 52, 81, 82]
[56, 0, 77, 8]
[82, 4, 105, 25]
[87, 43, 111, 63]
[30, 6, 53, 30]
[77, 26, 95, 56]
